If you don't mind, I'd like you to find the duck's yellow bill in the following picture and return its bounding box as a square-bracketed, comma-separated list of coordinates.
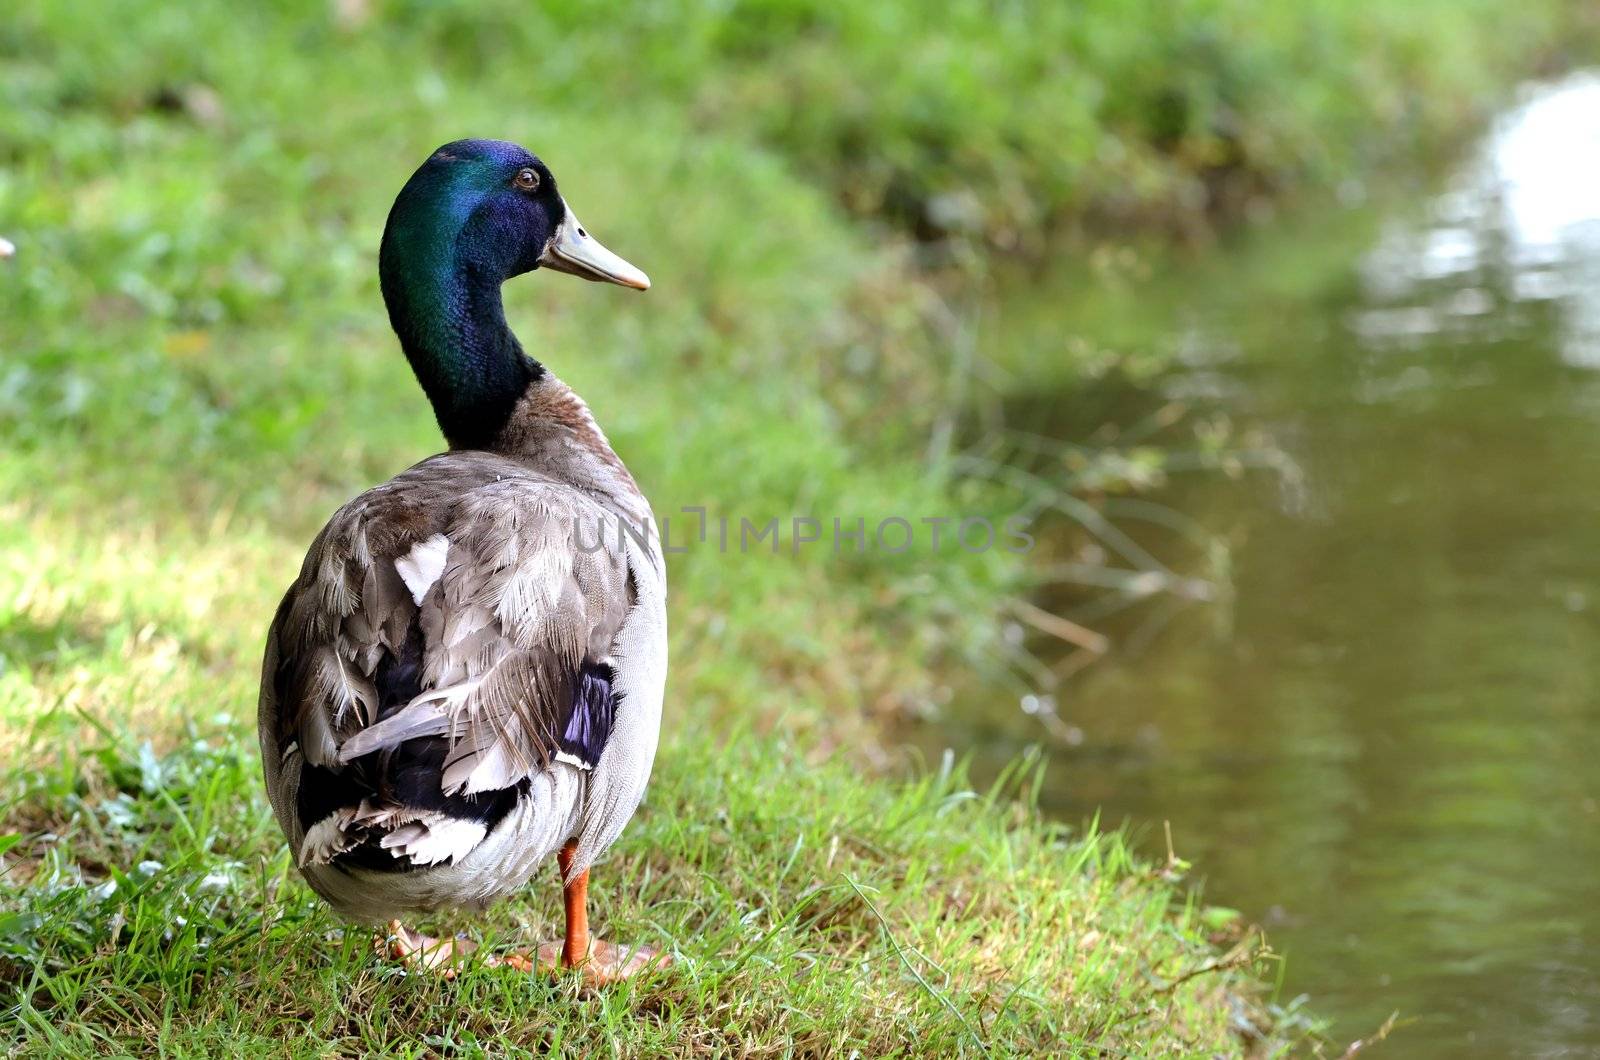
[539, 201, 649, 290]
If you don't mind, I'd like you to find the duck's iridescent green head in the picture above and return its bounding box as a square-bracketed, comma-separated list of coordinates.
[378, 139, 648, 449]
[381, 139, 648, 296]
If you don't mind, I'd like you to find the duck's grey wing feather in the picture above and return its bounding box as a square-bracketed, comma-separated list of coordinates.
[261, 450, 648, 874]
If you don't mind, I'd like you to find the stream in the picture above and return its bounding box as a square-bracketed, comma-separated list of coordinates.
[939, 74, 1600, 1056]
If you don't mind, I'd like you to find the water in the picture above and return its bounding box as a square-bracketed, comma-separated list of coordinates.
[941, 76, 1600, 1057]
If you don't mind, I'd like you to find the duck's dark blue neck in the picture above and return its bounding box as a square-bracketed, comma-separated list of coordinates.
[380, 244, 543, 451]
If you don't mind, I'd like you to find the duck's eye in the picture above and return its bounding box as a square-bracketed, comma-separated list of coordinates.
[513, 168, 540, 191]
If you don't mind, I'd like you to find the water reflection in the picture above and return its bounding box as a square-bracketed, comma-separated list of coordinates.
[1362, 73, 1600, 366]
[936, 75, 1600, 1057]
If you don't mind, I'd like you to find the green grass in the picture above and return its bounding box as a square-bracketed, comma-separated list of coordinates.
[3, 709, 1296, 1055]
[0, 0, 1581, 1054]
[0, 475, 1298, 1056]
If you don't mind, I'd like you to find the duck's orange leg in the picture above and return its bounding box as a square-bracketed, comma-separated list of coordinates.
[559, 839, 590, 967]
[378, 841, 669, 982]
[534, 838, 670, 983]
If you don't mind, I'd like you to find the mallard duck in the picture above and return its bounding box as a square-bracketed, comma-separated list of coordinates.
[258, 140, 667, 981]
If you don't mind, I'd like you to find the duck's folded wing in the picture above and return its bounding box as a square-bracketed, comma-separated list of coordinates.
[263, 455, 651, 865]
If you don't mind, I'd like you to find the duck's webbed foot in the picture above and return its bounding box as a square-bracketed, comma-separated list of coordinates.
[375, 838, 673, 985]
[379, 920, 547, 977]
[379, 920, 481, 978]
[533, 839, 672, 983]
[534, 936, 668, 983]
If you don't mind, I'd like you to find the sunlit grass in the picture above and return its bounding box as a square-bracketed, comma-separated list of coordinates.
[0, 507, 1300, 1055]
[0, 11, 1286, 1043]
[1, 697, 1289, 1055]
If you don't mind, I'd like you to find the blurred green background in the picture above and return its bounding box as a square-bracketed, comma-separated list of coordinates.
[4, 1, 1598, 1055]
